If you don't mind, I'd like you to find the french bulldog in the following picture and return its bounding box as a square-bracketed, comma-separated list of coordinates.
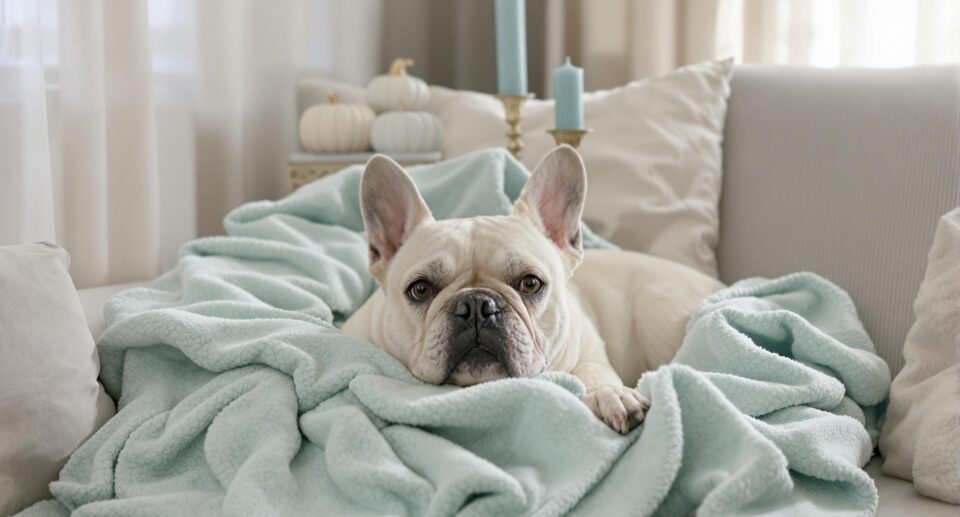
[343, 146, 724, 433]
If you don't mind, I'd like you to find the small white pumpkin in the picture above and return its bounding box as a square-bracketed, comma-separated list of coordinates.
[299, 93, 375, 153]
[366, 58, 430, 113]
[371, 111, 444, 153]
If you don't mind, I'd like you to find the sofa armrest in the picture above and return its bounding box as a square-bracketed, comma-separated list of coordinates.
[77, 281, 151, 340]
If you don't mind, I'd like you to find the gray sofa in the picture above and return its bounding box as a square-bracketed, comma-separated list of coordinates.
[77, 65, 959, 515]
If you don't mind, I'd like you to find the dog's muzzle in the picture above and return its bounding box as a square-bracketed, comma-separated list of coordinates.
[445, 288, 510, 375]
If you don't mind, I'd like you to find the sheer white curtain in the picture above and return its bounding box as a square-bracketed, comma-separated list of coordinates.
[295, 0, 960, 96]
[546, 0, 960, 91]
[2, 0, 959, 288]
[1, 0, 307, 287]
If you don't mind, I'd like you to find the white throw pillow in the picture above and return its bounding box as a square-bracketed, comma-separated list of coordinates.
[0, 243, 116, 515]
[428, 60, 732, 277]
[879, 208, 960, 505]
[297, 60, 733, 277]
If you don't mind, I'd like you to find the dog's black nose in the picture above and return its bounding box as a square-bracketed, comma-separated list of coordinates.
[453, 292, 501, 323]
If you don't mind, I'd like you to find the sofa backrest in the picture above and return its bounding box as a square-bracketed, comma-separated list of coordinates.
[718, 65, 960, 375]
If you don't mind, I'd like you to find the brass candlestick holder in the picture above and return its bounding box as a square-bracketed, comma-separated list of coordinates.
[547, 128, 593, 150]
[497, 93, 535, 159]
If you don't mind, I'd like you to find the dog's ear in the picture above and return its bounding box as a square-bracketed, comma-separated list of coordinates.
[360, 155, 434, 280]
[513, 145, 587, 267]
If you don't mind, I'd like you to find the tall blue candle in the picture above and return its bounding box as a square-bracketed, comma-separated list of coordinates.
[495, 0, 527, 95]
[553, 57, 584, 130]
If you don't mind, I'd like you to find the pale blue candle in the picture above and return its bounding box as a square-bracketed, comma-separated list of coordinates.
[495, 0, 527, 95]
[554, 57, 584, 130]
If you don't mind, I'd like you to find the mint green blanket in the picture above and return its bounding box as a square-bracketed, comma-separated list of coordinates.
[22, 149, 890, 516]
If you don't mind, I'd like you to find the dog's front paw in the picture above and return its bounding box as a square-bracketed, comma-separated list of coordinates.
[583, 385, 651, 434]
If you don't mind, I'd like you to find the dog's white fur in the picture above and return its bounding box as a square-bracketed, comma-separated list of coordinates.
[343, 146, 723, 433]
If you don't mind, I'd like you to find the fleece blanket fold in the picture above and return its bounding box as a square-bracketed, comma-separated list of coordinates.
[21, 149, 890, 517]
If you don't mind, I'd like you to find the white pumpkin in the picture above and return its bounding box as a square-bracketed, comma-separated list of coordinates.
[371, 111, 444, 153]
[299, 93, 375, 153]
[366, 58, 430, 113]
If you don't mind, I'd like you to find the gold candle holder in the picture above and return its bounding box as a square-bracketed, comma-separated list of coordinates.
[547, 128, 593, 150]
[497, 93, 535, 159]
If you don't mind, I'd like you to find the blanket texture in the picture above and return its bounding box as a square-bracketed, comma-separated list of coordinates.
[21, 149, 890, 517]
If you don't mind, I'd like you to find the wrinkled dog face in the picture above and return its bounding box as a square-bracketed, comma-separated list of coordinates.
[360, 146, 587, 386]
[378, 216, 563, 385]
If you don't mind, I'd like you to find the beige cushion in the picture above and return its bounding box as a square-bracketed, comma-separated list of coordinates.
[879, 208, 960, 505]
[0, 243, 116, 515]
[298, 60, 734, 278]
[431, 60, 732, 277]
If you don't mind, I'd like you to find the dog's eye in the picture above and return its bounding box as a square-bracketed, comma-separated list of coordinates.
[406, 280, 434, 302]
[517, 274, 544, 295]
